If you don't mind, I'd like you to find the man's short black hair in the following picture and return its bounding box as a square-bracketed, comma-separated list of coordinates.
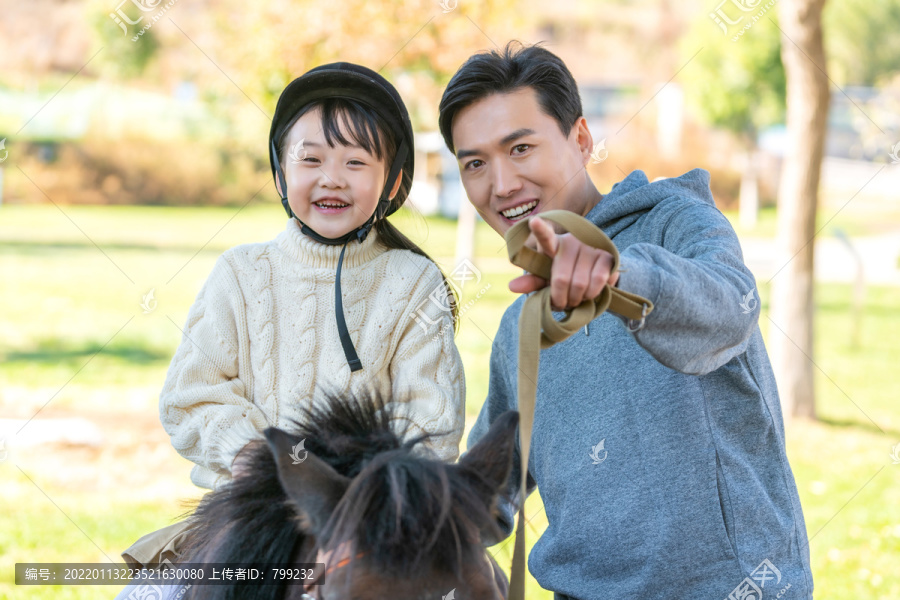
[438, 41, 583, 154]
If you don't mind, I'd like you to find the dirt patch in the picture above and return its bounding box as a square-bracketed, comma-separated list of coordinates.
[9, 406, 201, 502]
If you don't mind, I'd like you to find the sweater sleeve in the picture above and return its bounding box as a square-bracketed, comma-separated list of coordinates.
[613, 200, 760, 376]
[465, 326, 537, 542]
[159, 254, 270, 490]
[388, 265, 466, 463]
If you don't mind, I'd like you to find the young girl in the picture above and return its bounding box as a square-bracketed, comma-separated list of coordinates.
[120, 62, 465, 572]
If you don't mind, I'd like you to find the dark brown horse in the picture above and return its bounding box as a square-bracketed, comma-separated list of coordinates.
[175, 396, 518, 599]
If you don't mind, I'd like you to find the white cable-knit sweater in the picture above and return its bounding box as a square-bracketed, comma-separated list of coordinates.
[159, 218, 465, 490]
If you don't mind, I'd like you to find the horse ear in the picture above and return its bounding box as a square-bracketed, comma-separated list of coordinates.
[264, 427, 350, 535]
[452, 410, 519, 510]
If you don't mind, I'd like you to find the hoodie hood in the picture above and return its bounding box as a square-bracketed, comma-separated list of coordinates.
[585, 168, 714, 238]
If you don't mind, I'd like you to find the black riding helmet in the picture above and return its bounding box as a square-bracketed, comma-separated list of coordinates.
[268, 62, 415, 240]
[268, 63, 415, 373]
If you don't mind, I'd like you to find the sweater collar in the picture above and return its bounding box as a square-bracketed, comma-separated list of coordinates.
[276, 218, 387, 268]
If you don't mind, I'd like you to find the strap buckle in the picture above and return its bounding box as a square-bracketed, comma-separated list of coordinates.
[626, 303, 649, 333]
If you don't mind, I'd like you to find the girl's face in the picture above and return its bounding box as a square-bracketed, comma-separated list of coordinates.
[280, 107, 401, 239]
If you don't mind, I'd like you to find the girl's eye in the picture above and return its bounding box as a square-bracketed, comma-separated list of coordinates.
[348, 160, 366, 166]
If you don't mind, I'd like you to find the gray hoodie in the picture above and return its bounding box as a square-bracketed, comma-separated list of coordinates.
[467, 169, 813, 599]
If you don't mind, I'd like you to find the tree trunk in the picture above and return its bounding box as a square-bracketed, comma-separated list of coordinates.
[739, 148, 760, 230]
[770, 0, 830, 420]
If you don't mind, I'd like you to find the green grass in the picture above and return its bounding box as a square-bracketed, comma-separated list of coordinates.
[1, 203, 899, 599]
[720, 203, 900, 239]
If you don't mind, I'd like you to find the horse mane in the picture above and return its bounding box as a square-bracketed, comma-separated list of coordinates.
[324, 445, 500, 581]
[312, 400, 501, 580]
[177, 393, 501, 596]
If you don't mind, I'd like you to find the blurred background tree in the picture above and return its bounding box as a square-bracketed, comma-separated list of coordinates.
[681, 11, 786, 140]
[772, 0, 830, 421]
[680, 11, 786, 227]
[824, 0, 900, 87]
[88, 0, 160, 79]
[88, 0, 521, 133]
[56, 0, 519, 208]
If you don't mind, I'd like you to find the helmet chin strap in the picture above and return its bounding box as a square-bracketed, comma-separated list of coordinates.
[271, 140, 408, 373]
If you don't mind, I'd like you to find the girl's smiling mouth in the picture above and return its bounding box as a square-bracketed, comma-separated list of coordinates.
[313, 197, 352, 214]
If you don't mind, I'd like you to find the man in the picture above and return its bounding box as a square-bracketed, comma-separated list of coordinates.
[438, 42, 813, 599]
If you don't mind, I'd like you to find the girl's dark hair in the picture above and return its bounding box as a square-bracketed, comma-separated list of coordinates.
[438, 41, 583, 154]
[275, 98, 459, 327]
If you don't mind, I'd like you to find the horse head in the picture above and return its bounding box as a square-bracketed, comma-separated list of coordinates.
[178, 397, 519, 599]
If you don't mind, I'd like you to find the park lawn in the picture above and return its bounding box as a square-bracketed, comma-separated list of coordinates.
[1, 203, 898, 599]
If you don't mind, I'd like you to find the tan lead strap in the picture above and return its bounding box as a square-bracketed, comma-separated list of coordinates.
[504, 210, 654, 600]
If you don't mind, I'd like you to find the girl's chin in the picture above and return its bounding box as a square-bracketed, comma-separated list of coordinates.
[300, 216, 368, 239]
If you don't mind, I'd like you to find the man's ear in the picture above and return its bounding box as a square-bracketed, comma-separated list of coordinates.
[265, 427, 350, 535]
[450, 411, 519, 543]
[572, 116, 594, 166]
[387, 169, 403, 201]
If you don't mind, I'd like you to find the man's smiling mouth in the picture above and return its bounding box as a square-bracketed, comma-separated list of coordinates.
[500, 200, 538, 221]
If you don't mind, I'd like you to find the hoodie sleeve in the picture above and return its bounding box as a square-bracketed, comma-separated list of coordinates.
[612, 199, 760, 376]
[465, 329, 537, 544]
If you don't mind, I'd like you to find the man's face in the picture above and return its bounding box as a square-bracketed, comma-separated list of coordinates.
[450, 87, 594, 236]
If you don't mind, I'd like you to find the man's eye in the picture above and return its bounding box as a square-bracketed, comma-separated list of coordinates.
[513, 144, 530, 154]
[465, 159, 484, 170]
